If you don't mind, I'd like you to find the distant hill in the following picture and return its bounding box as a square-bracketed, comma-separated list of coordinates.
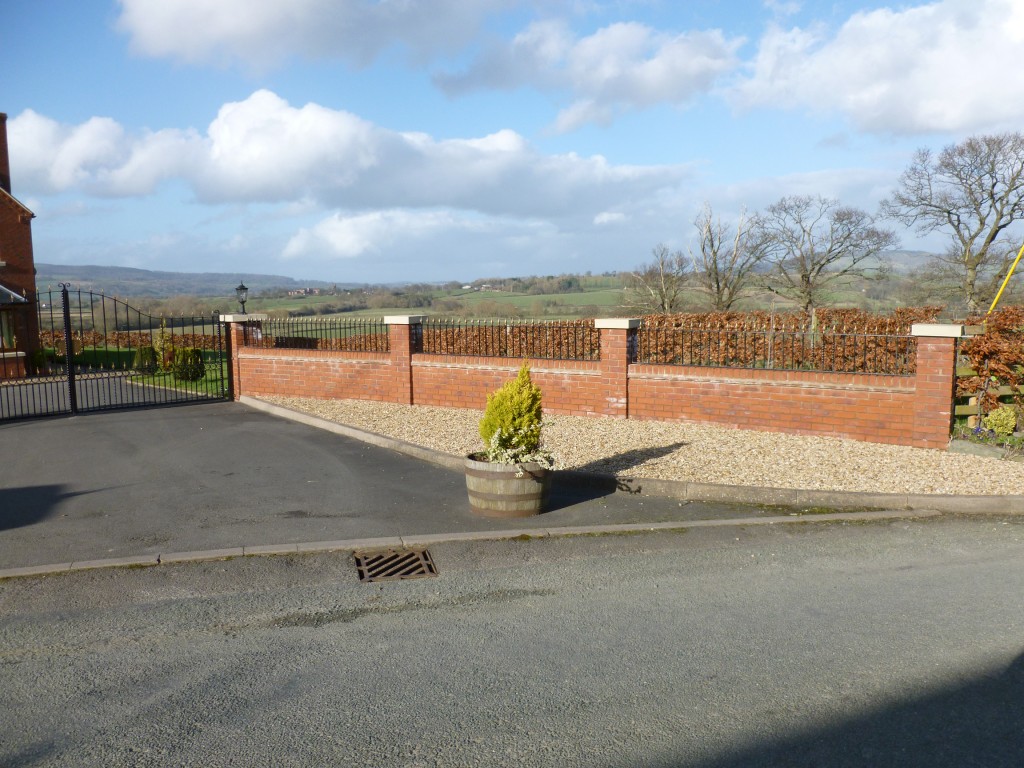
[35, 264, 349, 298]
[886, 250, 936, 273]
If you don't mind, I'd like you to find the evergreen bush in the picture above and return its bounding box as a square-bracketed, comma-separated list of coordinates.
[172, 347, 206, 381]
[982, 405, 1018, 437]
[133, 345, 158, 374]
[478, 362, 552, 467]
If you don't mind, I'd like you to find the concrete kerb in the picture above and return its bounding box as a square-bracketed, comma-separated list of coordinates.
[240, 396, 1024, 515]
[0, 508, 946, 581]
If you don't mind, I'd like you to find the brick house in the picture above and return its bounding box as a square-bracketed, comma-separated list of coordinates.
[0, 111, 39, 379]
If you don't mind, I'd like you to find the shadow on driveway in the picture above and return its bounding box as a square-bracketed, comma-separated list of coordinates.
[0, 485, 71, 531]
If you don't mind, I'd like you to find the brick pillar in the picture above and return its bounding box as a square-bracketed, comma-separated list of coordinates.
[595, 318, 640, 418]
[910, 323, 976, 450]
[221, 314, 266, 400]
[384, 315, 424, 405]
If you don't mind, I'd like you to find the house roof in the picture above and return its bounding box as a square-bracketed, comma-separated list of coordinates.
[0, 187, 34, 218]
[0, 281, 28, 305]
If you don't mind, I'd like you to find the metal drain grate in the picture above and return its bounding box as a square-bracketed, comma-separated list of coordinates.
[354, 548, 438, 583]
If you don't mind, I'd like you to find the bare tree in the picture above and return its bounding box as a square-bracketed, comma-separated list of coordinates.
[688, 204, 767, 311]
[882, 132, 1024, 313]
[756, 195, 898, 313]
[624, 244, 691, 314]
[909, 238, 1020, 313]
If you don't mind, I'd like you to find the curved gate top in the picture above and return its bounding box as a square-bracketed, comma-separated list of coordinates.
[0, 285, 229, 422]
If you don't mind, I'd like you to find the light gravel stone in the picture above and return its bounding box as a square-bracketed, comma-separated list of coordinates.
[259, 396, 1024, 497]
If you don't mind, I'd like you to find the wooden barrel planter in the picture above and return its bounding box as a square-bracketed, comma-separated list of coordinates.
[465, 454, 551, 517]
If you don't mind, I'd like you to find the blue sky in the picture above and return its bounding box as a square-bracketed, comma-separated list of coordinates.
[4, 0, 1023, 284]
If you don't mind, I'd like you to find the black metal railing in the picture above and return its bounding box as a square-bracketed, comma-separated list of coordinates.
[245, 316, 390, 352]
[2, 286, 228, 422]
[0, 306, 26, 380]
[636, 325, 917, 375]
[421, 318, 600, 361]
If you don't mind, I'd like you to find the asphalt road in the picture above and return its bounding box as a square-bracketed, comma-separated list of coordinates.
[2, 515, 1023, 767]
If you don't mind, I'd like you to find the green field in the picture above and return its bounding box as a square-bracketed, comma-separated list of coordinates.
[239, 279, 627, 320]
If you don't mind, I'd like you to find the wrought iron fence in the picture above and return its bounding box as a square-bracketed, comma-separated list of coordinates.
[421, 318, 600, 361]
[0, 306, 27, 380]
[244, 316, 390, 352]
[2, 286, 228, 422]
[636, 324, 917, 375]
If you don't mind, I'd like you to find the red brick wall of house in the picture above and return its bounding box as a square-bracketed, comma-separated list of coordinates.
[0, 112, 40, 366]
[0, 113, 35, 302]
[225, 319, 961, 450]
[0, 199, 35, 301]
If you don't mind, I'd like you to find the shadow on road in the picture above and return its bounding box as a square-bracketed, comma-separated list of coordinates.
[657, 651, 1024, 768]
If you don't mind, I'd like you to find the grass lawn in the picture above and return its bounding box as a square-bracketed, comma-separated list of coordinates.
[130, 367, 227, 397]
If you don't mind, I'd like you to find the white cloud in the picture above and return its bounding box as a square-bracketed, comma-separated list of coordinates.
[707, 167, 898, 215]
[198, 91, 379, 201]
[9, 111, 127, 193]
[763, 0, 801, 17]
[115, 0, 517, 68]
[594, 211, 626, 225]
[730, 0, 1024, 134]
[9, 91, 690, 220]
[436, 20, 743, 131]
[283, 209, 478, 259]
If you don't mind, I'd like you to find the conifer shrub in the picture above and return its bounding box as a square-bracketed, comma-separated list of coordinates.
[133, 345, 158, 374]
[982, 405, 1018, 437]
[478, 362, 553, 467]
[172, 347, 206, 381]
[152, 319, 175, 372]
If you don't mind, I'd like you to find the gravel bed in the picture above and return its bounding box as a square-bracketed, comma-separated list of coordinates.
[259, 396, 1024, 496]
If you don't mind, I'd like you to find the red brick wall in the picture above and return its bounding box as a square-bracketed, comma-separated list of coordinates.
[629, 365, 917, 446]
[236, 348, 396, 402]
[227, 320, 959, 450]
[412, 356, 602, 415]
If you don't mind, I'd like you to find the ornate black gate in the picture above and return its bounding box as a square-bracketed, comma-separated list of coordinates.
[0, 285, 228, 421]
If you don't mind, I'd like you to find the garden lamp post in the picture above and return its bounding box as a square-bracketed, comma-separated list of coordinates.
[235, 282, 248, 314]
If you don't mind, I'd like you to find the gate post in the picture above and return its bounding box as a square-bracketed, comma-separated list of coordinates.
[595, 318, 640, 418]
[59, 283, 78, 414]
[384, 315, 424, 405]
[220, 313, 267, 400]
[910, 323, 981, 449]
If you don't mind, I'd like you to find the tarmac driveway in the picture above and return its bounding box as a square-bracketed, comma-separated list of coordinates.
[0, 401, 756, 570]
[0, 402, 474, 569]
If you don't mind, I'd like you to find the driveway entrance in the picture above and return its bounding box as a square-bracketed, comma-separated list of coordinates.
[0, 285, 227, 422]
